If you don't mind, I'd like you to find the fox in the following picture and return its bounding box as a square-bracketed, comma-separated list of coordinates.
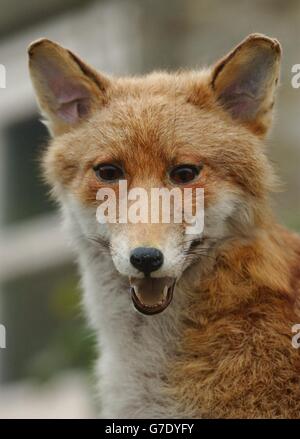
[28, 33, 300, 418]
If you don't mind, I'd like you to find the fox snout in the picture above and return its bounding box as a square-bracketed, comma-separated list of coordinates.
[128, 247, 175, 315]
[108, 227, 186, 315]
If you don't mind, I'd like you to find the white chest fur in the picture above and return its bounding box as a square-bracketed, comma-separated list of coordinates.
[78, 247, 186, 418]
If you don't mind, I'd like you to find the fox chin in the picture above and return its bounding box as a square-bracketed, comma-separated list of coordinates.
[28, 33, 300, 418]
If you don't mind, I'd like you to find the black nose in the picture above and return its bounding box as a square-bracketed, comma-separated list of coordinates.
[130, 247, 164, 274]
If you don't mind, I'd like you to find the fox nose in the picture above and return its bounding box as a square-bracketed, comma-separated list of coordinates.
[130, 247, 164, 274]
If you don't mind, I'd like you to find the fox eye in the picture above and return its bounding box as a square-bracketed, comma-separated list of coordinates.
[169, 164, 201, 184]
[94, 163, 124, 182]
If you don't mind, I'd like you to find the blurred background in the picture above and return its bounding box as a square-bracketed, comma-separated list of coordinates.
[0, 0, 299, 418]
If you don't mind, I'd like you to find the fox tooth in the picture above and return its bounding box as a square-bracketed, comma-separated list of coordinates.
[163, 285, 168, 298]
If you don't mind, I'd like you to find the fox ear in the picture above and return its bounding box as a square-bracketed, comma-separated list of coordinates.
[28, 39, 110, 136]
[211, 33, 281, 136]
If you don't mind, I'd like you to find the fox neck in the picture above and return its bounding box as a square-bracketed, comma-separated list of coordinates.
[72, 219, 292, 418]
[196, 227, 291, 302]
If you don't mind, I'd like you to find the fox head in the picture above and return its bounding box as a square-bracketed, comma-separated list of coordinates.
[28, 34, 281, 315]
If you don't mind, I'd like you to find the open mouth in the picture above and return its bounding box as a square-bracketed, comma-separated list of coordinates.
[129, 276, 176, 315]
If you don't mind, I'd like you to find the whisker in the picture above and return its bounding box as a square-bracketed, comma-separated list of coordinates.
[87, 235, 111, 250]
[182, 235, 234, 245]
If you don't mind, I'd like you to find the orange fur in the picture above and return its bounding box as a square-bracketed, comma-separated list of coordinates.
[169, 227, 300, 418]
